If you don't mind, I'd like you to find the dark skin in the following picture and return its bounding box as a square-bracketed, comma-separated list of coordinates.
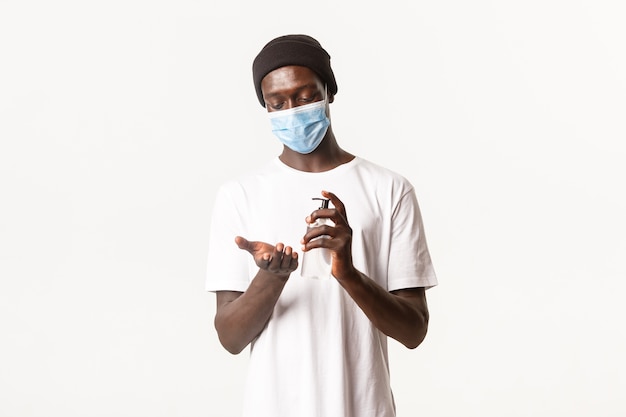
[214, 66, 429, 354]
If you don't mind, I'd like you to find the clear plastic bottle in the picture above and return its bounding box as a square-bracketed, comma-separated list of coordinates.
[301, 198, 333, 279]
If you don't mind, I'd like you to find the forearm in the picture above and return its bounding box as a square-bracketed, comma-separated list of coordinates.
[336, 269, 429, 349]
[214, 271, 288, 354]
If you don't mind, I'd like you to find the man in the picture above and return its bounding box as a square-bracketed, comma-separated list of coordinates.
[206, 34, 438, 417]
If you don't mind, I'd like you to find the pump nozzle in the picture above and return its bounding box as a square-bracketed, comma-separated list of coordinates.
[312, 198, 330, 209]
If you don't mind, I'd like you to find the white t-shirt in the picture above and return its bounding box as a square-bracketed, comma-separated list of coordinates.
[206, 156, 437, 417]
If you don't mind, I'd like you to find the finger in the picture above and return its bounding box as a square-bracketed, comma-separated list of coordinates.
[267, 243, 284, 270]
[237, 236, 272, 259]
[286, 249, 298, 272]
[262, 252, 272, 263]
[280, 246, 294, 269]
[302, 234, 331, 251]
[322, 190, 347, 221]
[235, 236, 251, 251]
[302, 223, 335, 247]
[291, 251, 299, 268]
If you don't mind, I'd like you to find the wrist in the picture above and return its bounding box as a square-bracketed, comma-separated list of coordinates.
[258, 268, 290, 284]
[332, 263, 360, 284]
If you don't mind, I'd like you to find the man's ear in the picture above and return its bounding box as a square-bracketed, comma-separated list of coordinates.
[328, 93, 335, 104]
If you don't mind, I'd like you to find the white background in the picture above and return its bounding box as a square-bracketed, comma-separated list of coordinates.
[1, 1, 625, 416]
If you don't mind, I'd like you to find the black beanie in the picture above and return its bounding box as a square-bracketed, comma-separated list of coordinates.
[252, 34, 338, 107]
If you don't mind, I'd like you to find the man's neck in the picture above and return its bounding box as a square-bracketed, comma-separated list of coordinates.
[279, 134, 354, 173]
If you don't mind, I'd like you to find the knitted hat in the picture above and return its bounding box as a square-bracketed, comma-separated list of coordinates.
[252, 34, 338, 107]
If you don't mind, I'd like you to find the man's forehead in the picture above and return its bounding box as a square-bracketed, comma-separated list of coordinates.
[261, 66, 323, 90]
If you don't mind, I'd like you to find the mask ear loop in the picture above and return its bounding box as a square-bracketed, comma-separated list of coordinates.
[323, 84, 330, 119]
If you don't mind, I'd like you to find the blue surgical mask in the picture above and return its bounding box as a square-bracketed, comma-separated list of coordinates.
[268, 97, 330, 154]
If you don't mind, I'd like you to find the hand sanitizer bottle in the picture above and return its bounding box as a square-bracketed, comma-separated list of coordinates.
[301, 198, 333, 279]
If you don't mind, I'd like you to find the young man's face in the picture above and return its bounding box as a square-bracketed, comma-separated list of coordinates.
[260, 66, 329, 112]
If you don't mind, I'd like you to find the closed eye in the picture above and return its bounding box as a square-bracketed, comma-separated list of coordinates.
[267, 102, 285, 110]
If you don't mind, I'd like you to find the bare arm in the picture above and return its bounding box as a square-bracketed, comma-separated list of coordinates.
[336, 273, 429, 349]
[214, 237, 297, 354]
[302, 190, 430, 349]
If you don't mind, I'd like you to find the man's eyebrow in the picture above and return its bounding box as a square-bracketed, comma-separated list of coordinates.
[263, 91, 282, 99]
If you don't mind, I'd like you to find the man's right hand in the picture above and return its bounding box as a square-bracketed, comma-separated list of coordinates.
[235, 236, 299, 278]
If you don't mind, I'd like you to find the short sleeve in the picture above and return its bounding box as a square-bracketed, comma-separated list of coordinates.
[387, 188, 438, 291]
[205, 183, 251, 293]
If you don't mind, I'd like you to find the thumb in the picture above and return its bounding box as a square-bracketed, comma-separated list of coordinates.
[234, 236, 251, 251]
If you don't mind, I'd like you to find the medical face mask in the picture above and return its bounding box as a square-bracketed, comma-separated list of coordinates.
[267, 97, 330, 154]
